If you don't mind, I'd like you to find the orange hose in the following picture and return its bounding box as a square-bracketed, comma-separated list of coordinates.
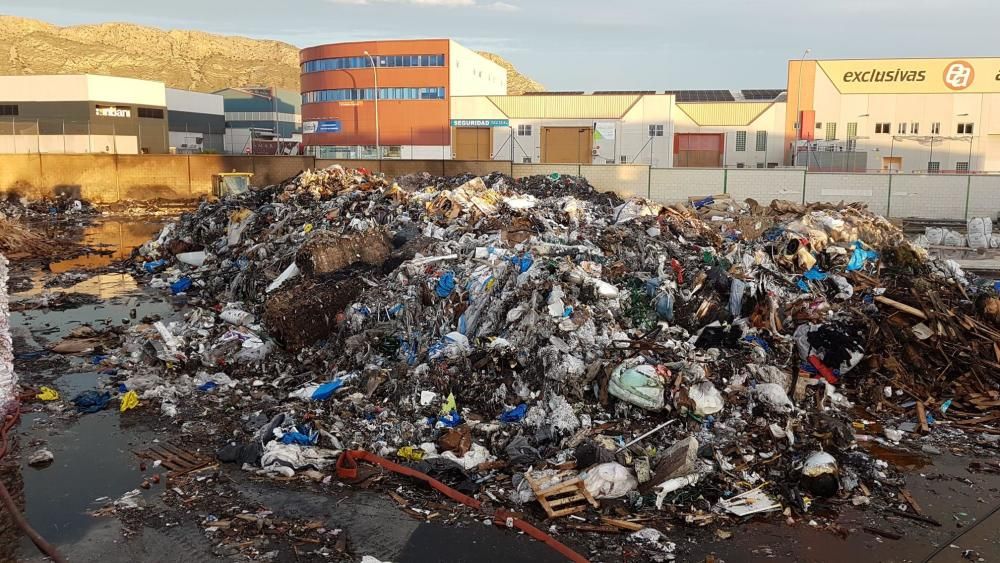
[339, 450, 589, 563]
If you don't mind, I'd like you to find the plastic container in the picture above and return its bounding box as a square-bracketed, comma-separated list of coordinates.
[609, 357, 665, 410]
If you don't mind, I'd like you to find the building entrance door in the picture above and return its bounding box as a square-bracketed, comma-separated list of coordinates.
[454, 128, 491, 160]
[541, 127, 593, 163]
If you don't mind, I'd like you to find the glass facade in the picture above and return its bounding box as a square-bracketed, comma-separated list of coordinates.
[302, 54, 445, 73]
[303, 87, 446, 104]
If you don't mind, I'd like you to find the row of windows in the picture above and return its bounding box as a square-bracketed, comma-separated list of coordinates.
[0, 104, 18, 116]
[820, 121, 971, 137]
[138, 107, 164, 119]
[303, 87, 446, 104]
[733, 130, 769, 152]
[302, 54, 445, 73]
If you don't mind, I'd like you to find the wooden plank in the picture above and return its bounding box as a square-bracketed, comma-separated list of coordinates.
[875, 296, 928, 320]
[601, 517, 645, 532]
[916, 402, 930, 433]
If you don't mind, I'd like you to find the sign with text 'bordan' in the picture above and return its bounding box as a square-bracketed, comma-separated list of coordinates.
[817, 58, 1000, 94]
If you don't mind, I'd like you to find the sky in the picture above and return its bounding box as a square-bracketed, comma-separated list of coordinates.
[2, 0, 999, 91]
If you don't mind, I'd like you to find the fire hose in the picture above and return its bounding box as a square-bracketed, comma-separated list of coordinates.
[336, 449, 589, 563]
[0, 406, 69, 563]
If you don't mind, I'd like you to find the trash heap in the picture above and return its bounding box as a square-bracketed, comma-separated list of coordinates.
[118, 165, 999, 558]
[0, 194, 96, 220]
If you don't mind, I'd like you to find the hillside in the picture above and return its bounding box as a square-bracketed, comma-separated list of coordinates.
[0, 15, 543, 94]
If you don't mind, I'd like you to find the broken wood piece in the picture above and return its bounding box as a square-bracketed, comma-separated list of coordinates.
[898, 489, 924, 516]
[565, 523, 620, 534]
[601, 517, 645, 531]
[916, 402, 930, 433]
[875, 296, 928, 320]
[888, 508, 941, 527]
[863, 526, 902, 540]
[526, 473, 599, 519]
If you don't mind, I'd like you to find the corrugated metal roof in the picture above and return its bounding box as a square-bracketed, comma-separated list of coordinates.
[675, 102, 774, 126]
[486, 95, 640, 119]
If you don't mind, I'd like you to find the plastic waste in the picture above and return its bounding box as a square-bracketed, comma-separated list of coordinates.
[440, 392, 457, 416]
[436, 272, 456, 298]
[499, 403, 527, 423]
[653, 473, 700, 509]
[170, 277, 193, 295]
[28, 449, 54, 467]
[846, 241, 878, 271]
[682, 381, 724, 416]
[119, 390, 139, 412]
[72, 390, 111, 414]
[176, 251, 207, 267]
[266, 262, 300, 293]
[580, 462, 638, 499]
[36, 386, 59, 401]
[753, 383, 795, 413]
[220, 309, 254, 327]
[289, 379, 345, 401]
[609, 358, 666, 410]
[801, 451, 839, 497]
[143, 259, 167, 273]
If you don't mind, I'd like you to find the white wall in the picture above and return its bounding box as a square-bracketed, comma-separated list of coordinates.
[86, 75, 166, 106]
[0, 134, 137, 153]
[448, 41, 508, 96]
[0, 75, 90, 102]
[166, 88, 224, 115]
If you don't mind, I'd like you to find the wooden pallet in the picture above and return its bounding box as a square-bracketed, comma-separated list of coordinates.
[136, 442, 214, 477]
[525, 471, 599, 519]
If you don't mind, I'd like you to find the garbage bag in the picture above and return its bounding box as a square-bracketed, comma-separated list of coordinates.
[580, 462, 638, 499]
[71, 390, 111, 414]
[289, 379, 345, 401]
[609, 358, 666, 410]
[119, 390, 139, 412]
[846, 241, 878, 271]
[36, 386, 59, 401]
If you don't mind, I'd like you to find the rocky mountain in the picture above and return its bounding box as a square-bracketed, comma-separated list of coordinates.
[475, 51, 544, 95]
[0, 15, 543, 95]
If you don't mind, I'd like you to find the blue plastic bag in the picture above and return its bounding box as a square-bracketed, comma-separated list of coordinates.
[846, 241, 878, 271]
[71, 390, 111, 414]
[281, 431, 317, 445]
[499, 403, 527, 423]
[311, 379, 345, 400]
[803, 266, 828, 281]
[143, 259, 167, 273]
[436, 272, 456, 298]
[171, 277, 193, 294]
[510, 254, 534, 273]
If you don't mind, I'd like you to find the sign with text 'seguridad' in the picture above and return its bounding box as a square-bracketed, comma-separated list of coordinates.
[450, 119, 510, 127]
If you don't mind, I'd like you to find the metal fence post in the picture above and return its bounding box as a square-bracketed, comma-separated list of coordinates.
[964, 173, 972, 221]
[886, 173, 894, 218]
[801, 169, 807, 204]
[723, 168, 728, 194]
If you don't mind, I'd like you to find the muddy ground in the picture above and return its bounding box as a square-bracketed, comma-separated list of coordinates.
[5, 216, 1000, 563]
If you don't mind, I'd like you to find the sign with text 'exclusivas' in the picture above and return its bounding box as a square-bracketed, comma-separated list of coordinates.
[816, 58, 1000, 94]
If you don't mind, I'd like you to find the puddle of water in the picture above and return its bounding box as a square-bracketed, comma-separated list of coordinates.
[48, 220, 164, 273]
[862, 442, 932, 470]
[19, 410, 159, 547]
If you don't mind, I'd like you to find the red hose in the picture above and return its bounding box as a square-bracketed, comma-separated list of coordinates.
[0, 405, 69, 563]
[338, 450, 589, 563]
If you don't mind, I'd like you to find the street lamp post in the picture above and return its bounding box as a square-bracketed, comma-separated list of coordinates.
[363, 51, 381, 160]
[792, 48, 811, 166]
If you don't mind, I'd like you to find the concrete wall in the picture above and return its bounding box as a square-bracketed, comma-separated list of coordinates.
[0, 155, 997, 220]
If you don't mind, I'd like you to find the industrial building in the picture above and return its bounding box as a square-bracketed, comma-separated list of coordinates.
[300, 39, 507, 159]
[786, 57, 1000, 172]
[215, 86, 303, 154]
[0, 74, 169, 154]
[450, 90, 786, 167]
[165, 88, 225, 153]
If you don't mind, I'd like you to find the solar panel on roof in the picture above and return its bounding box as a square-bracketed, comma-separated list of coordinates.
[592, 90, 656, 95]
[665, 90, 735, 102]
[741, 89, 785, 100]
[522, 91, 585, 96]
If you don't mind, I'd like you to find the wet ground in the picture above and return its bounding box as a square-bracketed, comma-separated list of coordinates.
[6, 216, 1000, 562]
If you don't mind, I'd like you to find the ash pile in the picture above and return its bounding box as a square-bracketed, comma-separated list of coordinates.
[118, 165, 999, 559]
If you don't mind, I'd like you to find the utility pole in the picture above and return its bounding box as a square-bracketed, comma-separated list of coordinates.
[363, 51, 381, 160]
[792, 48, 811, 166]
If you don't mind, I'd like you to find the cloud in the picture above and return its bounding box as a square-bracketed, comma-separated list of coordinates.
[328, 0, 519, 9]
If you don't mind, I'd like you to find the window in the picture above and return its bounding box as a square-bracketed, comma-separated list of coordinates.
[897, 122, 907, 134]
[517, 124, 532, 136]
[958, 123, 974, 134]
[0, 104, 17, 116]
[735, 131, 747, 151]
[815, 122, 823, 129]
[846, 122, 858, 138]
[767, 162, 779, 168]
[927, 162, 940, 173]
[910, 122, 919, 134]
[956, 161, 970, 172]
[755, 131, 767, 151]
[736, 163, 745, 168]
[931, 122, 941, 134]
[825, 123, 837, 141]
[648, 124, 664, 137]
[138, 107, 164, 119]
[303, 87, 446, 104]
[756, 163, 765, 168]
[522, 156, 532, 163]
[301, 54, 445, 73]
[875, 122, 891, 134]
[620, 155, 628, 163]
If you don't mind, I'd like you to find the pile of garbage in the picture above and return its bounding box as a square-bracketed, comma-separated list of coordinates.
[111, 165, 998, 558]
[0, 194, 96, 220]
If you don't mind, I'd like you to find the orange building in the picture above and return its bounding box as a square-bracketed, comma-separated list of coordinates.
[300, 39, 507, 159]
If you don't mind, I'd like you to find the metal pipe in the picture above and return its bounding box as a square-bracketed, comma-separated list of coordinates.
[363, 51, 380, 161]
[792, 49, 811, 166]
